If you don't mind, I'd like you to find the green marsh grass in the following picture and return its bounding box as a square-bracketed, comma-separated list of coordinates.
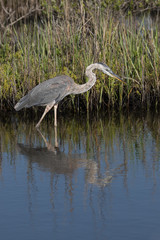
[0, 5, 160, 112]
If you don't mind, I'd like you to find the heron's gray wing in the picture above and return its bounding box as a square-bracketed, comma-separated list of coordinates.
[28, 77, 72, 107]
[27, 76, 73, 107]
[14, 75, 73, 110]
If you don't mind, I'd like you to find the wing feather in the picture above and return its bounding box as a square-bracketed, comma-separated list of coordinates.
[14, 75, 73, 110]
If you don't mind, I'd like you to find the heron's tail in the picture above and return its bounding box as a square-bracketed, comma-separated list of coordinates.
[14, 95, 29, 111]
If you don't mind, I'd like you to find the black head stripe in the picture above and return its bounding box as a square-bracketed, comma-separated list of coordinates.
[99, 62, 108, 68]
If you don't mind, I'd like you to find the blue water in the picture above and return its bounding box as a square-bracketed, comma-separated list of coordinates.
[0, 113, 160, 240]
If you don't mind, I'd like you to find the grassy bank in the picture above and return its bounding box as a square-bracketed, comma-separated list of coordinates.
[0, 1, 160, 112]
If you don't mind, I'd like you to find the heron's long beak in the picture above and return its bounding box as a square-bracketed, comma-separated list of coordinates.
[103, 69, 126, 84]
[110, 73, 126, 84]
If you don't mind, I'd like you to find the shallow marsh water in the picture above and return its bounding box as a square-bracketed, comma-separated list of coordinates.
[0, 111, 160, 240]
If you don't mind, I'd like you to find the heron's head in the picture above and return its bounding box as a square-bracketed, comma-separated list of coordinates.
[98, 63, 125, 84]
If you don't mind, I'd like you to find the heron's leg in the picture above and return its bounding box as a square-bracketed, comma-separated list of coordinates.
[36, 104, 54, 128]
[54, 125, 58, 147]
[37, 128, 58, 152]
[54, 104, 58, 127]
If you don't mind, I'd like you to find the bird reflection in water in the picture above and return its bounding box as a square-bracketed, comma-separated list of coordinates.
[17, 127, 113, 186]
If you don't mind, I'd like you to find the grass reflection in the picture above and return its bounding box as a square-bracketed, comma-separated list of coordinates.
[0, 111, 160, 184]
[0, 111, 160, 216]
[1, 111, 160, 237]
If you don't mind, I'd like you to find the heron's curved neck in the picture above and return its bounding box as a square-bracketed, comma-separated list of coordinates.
[72, 64, 97, 94]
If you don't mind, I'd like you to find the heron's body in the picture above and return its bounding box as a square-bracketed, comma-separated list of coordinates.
[14, 63, 124, 127]
[15, 75, 75, 111]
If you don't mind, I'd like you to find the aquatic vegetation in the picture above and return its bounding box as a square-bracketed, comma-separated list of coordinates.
[0, 1, 160, 112]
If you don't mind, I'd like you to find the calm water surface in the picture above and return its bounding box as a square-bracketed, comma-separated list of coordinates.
[0, 112, 160, 240]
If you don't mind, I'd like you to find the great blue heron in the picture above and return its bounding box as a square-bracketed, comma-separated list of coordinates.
[14, 63, 124, 128]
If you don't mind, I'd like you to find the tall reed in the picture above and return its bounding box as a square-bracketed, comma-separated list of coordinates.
[0, 1, 160, 112]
